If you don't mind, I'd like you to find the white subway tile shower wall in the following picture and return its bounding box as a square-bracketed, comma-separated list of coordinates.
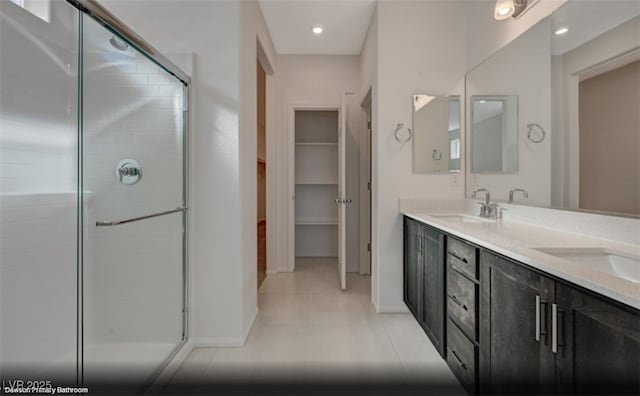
[0, 193, 78, 375]
[0, 1, 77, 194]
[0, 0, 79, 378]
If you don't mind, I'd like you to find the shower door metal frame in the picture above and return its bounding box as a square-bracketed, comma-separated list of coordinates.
[67, 0, 191, 85]
[67, 0, 191, 389]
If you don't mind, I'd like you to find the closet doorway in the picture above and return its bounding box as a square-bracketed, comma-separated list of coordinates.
[290, 105, 348, 290]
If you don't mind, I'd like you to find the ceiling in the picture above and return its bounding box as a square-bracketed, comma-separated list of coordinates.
[551, 0, 640, 55]
[258, 0, 376, 55]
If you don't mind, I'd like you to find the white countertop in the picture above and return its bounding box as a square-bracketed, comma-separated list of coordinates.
[402, 210, 640, 310]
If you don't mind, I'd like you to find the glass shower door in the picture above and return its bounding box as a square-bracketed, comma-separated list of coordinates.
[81, 14, 186, 388]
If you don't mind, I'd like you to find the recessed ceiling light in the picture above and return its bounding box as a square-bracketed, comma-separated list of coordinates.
[554, 27, 569, 35]
[312, 26, 323, 35]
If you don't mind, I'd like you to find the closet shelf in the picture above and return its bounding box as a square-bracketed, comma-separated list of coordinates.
[295, 218, 338, 226]
[295, 142, 338, 147]
[295, 181, 338, 186]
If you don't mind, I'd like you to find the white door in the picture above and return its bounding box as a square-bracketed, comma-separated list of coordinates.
[338, 94, 348, 290]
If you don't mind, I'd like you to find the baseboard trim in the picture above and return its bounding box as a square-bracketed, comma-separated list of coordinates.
[194, 310, 258, 348]
[243, 309, 258, 344]
[150, 339, 195, 390]
[375, 304, 410, 313]
[194, 337, 244, 347]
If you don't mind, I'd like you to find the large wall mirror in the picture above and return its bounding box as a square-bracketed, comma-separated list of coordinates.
[466, 0, 640, 216]
[413, 95, 461, 173]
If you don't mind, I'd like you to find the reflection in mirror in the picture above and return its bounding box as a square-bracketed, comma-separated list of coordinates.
[471, 95, 518, 173]
[465, 0, 640, 216]
[551, 2, 640, 215]
[413, 95, 461, 173]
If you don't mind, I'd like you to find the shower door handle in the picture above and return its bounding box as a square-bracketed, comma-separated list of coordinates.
[96, 207, 187, 227]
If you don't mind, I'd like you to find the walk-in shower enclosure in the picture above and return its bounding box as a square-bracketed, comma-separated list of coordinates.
[0, 0, 190, 389]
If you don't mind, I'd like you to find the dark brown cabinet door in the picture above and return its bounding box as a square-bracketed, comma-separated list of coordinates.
[479, 251, 555, 394]
[403, 217, 421, 318]
[420, 226, 445, 357]
[554, 284, 640, 395]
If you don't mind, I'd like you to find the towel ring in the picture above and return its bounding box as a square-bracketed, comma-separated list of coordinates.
[527, 123, 546, 143]
[394, 123, 412, 144]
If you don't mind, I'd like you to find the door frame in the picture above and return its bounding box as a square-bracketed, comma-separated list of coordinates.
[287, 104, 341, 272]
[359, 87, 372, 275]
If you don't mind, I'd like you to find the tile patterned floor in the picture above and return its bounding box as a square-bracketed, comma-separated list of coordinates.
[165, 258, 463, 393]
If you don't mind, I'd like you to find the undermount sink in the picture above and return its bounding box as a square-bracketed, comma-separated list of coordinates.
[532, 247, 640, 284]
[430, 213, 493, 224]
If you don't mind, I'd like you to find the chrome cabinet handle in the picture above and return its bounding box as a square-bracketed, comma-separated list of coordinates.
[535, 295, 548, 341]
[552, 303, 558, 353]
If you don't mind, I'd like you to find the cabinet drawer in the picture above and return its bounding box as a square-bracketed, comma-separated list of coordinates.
[447, 237, 477, 278]
[447, 267, 477, 340]
[446, 319, 477, 394]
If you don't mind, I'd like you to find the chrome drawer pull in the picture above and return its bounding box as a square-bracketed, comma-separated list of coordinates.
[450, 295, 468, 311]
[449, 251, 468, 263]
[451, 349, 467, 370]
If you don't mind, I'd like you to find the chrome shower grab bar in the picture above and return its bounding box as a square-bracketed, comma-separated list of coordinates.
[96, 207, 187, 227]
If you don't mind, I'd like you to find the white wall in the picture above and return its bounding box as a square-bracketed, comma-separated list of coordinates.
[359, 6, 378, 304]
[239, 0, 277, 341]
[100, 0, 276, 346]
[465, 0, 567, 71]
[365, 1, 467, 312]
[274, 55, 361, 273]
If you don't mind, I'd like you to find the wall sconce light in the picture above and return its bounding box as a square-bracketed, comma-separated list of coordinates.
[494, 0, 515, 20]
[494, 0, 532, 21]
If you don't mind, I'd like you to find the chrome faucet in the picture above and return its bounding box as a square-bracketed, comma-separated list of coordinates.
[472, 188, 490, 205]
[509, 188, 529, 203]
[472, 188, 501, 219]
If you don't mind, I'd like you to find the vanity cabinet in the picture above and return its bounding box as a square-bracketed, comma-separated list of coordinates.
[479, 251, 556, 395]
[480, 250, 640, 394]
[403, 216, 639, 394]
[554, 283, 640, 394]
[403, 217, 445, 357]
[404, 218, 421, 317]
[446, 237, 480, 394]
